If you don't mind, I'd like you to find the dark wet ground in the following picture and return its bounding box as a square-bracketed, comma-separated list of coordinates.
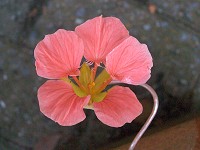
[0, 0, 200, 150]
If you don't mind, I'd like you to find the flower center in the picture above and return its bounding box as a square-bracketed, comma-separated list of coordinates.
[64, 63, 112, 106]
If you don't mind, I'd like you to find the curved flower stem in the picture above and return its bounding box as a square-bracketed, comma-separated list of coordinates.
[129, 84, 158, 150]
[110, 81, 159, 150]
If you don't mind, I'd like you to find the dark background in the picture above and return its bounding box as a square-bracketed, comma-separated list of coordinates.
[0, 0, 200, 149]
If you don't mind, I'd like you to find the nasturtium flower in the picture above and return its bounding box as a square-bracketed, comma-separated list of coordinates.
[34, 16, 153, 127]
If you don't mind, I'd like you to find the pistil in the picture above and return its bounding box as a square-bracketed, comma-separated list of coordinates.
[91, 63, 98, 82]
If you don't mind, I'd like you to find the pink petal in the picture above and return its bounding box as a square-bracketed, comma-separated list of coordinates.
[75, 16, 129, 63]
[106, 36, 153, 85]
[38, 80, 90, 126]
[34, 29, 84, 79]
[93, 86, 143, 127]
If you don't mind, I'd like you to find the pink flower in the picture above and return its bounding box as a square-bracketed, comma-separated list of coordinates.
[34, 16, 153, 127]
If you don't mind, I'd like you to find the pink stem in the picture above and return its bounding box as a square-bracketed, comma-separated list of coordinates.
[110, 81, 159, 150]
